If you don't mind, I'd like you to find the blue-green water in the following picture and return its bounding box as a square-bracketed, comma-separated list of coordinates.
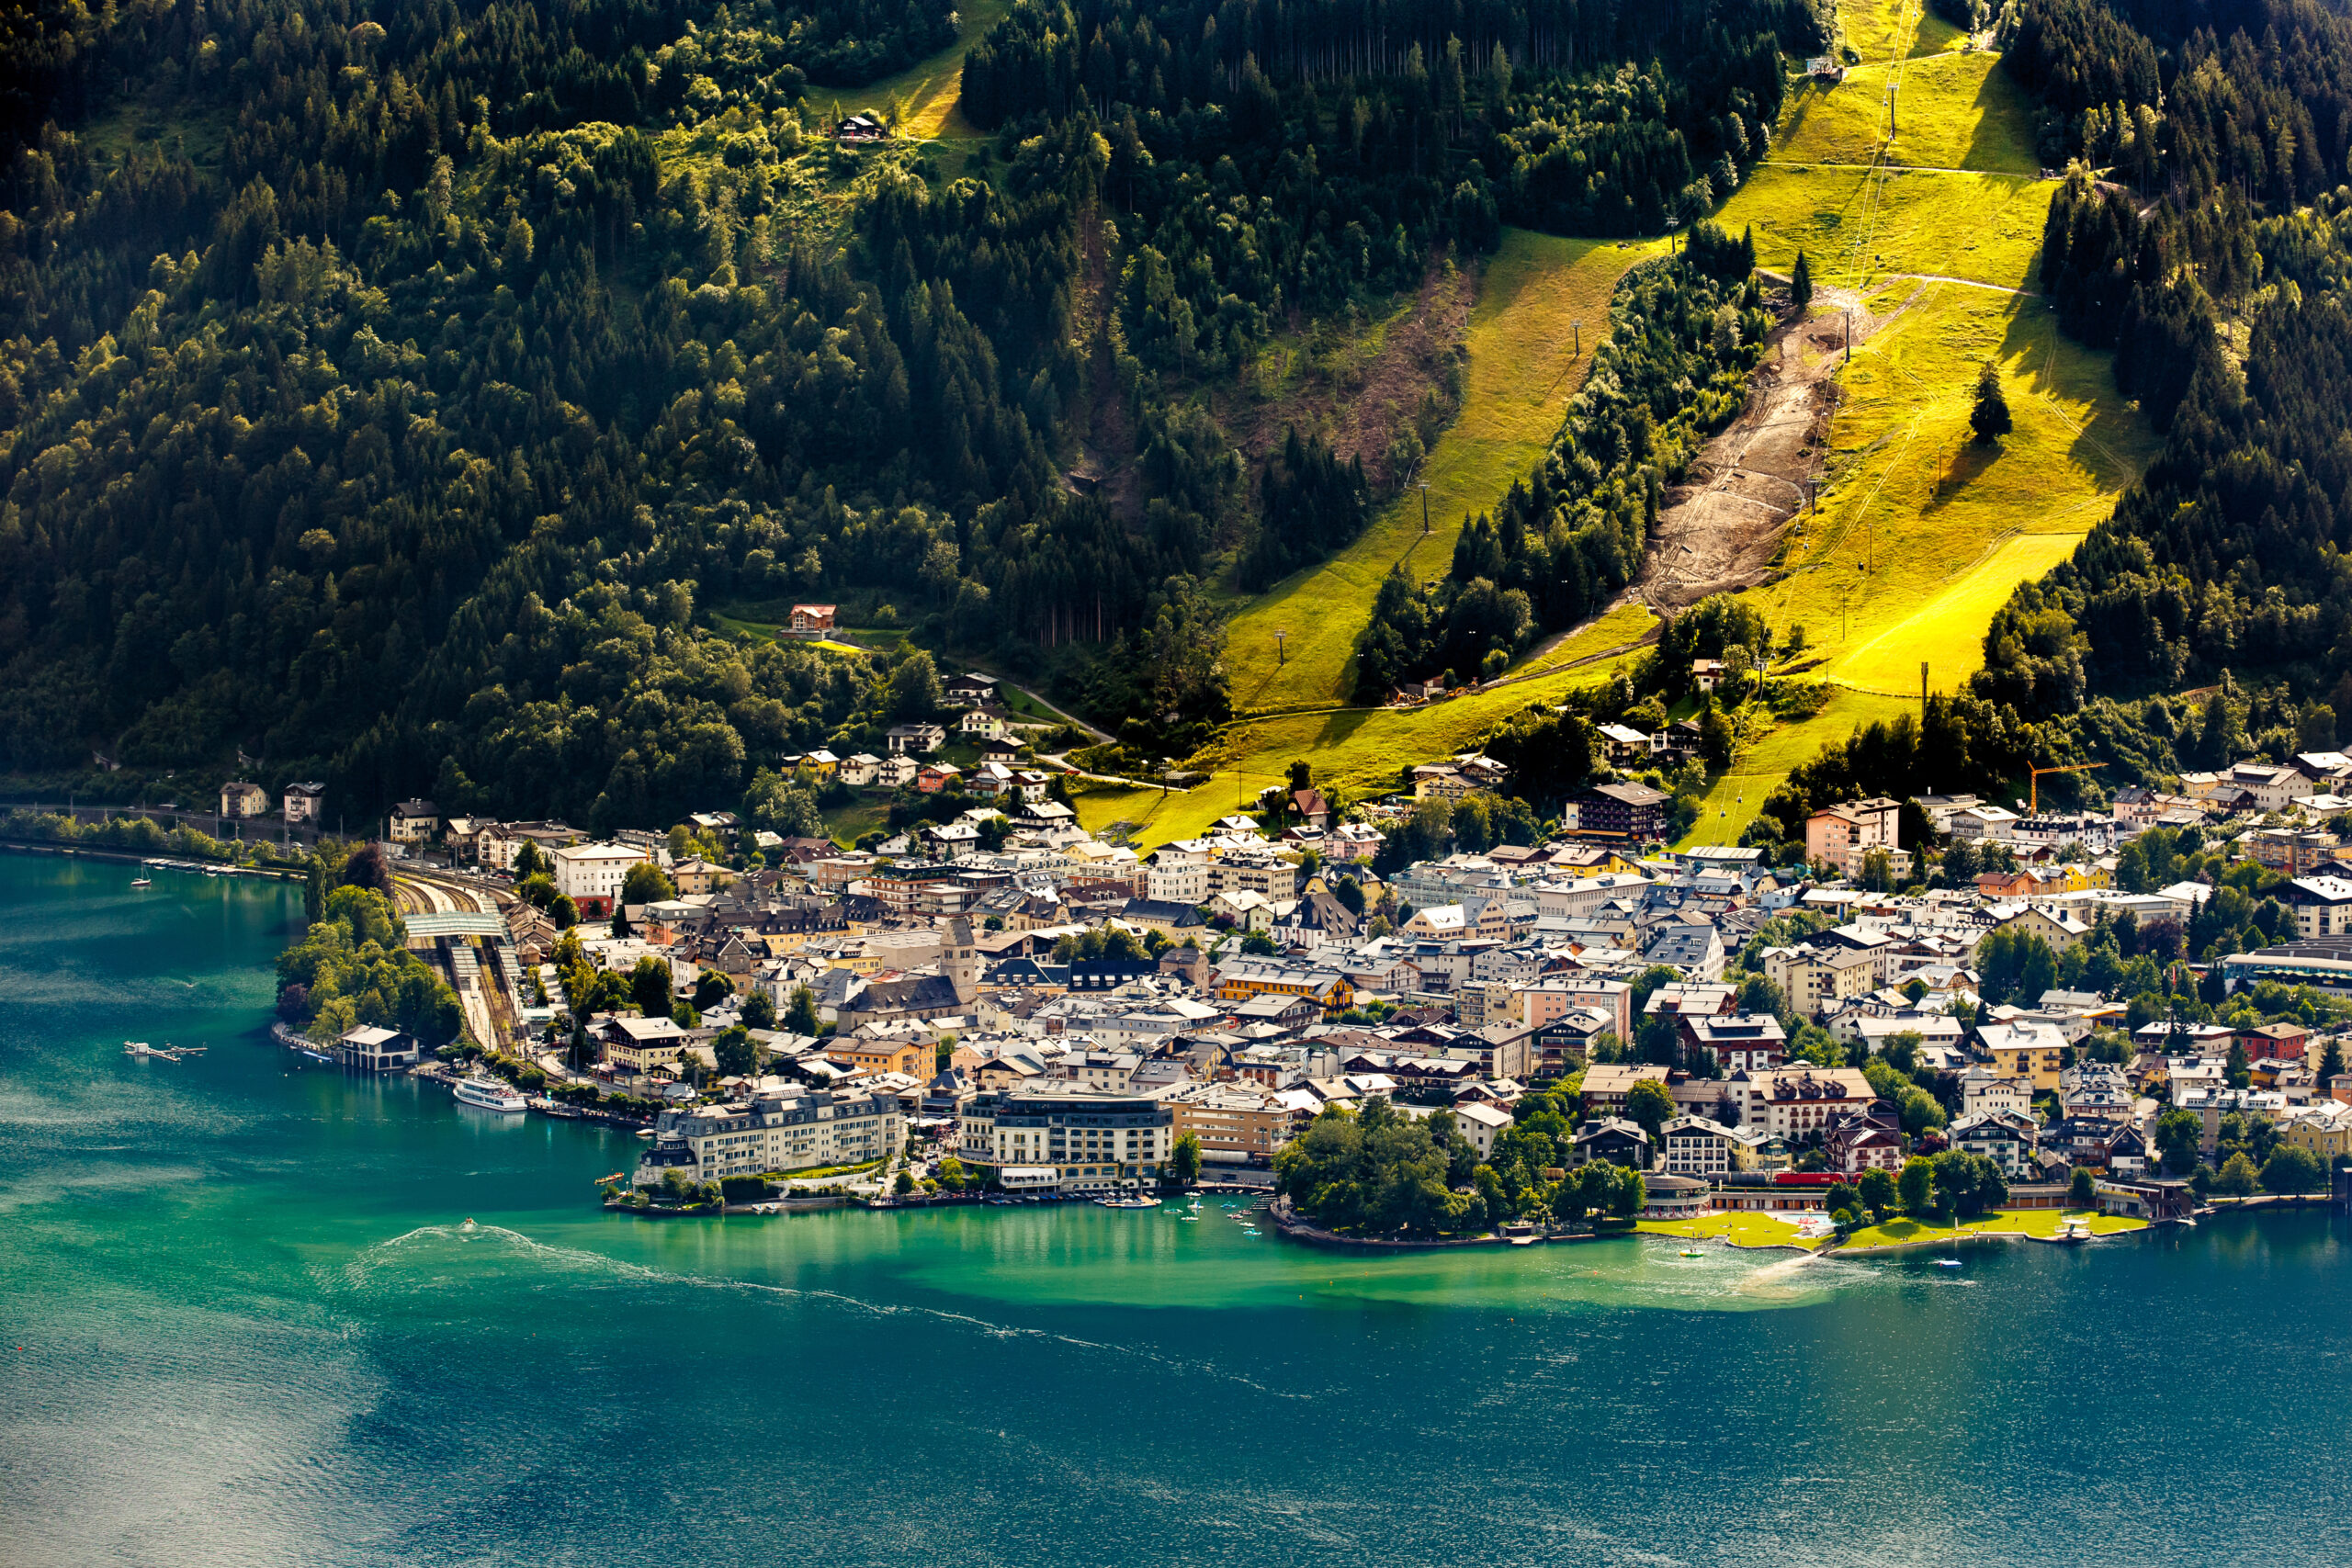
[4, 854, 2349, 1566]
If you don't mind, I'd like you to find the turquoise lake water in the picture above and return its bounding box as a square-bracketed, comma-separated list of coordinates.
[3, 852, 2349, 1566]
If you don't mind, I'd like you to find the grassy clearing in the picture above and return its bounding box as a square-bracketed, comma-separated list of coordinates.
[1635, 1213, 1826, 1249]
[1843, 1210, 2147, 1249]
[1222, 231, 1662, 711]
[1676, 281, 2152, 845]
[1713, 164, 2052, 292]
[1076, 643, 1647, 847]
[1773, 52, 2040, 175]
[1684, 687, 1921, 846]
[1509, 600, 1659, 677]
[1770, 283, 2154, 694]
[818, 0, 1008, 141]
[1839, 0, 1963, 60]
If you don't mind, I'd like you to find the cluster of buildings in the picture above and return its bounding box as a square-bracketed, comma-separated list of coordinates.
[365, 736, 2352, 1217]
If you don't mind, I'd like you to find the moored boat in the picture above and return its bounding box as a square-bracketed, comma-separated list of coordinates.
[452, 1075, 526, 1113]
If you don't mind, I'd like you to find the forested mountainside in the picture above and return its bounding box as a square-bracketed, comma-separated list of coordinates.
[1727, 0, 2352, 858]
[0, 0, 1826, 820]
[1355, 222, 1768, 698]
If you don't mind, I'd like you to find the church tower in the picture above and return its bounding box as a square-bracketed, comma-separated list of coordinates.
[943, 917, 979, 1005]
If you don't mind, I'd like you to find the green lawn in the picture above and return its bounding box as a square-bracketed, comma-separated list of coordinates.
[1843, 1209, 2147, 1249]
[820, 797, 892, 847]
[1075, 644, 1650, 850]
[1635, 1213, 1827, 1249]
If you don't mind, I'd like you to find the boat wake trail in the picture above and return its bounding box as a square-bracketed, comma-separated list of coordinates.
[337, 1223, 1311, 1398]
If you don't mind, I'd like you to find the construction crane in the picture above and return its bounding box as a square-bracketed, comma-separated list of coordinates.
[2028, 761, 2103, 816]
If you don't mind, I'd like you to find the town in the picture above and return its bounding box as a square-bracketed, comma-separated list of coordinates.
[274, 710, 2352, 1245]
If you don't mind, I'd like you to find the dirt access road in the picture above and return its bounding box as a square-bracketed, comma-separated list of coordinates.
[1635, 283, 1900, 614]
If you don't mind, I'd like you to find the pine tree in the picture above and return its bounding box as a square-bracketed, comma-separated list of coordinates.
[1791, 248, 1813, 313]
[1970, 359, 2012, 443]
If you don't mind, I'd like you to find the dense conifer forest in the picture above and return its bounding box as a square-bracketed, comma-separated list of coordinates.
[0, 0, 1828, 817]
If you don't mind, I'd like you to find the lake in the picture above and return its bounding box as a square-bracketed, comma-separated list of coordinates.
[1, 852, 2346, 1567]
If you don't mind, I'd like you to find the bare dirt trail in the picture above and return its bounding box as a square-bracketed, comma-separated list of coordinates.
[1634, 282, 1910, 614]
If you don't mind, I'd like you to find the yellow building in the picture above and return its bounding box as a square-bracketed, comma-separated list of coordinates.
[2282, 1106, 2352, 1162]
[602, 1014, 690, 1074]
[1213, 960, 1353, 1014]
[826, 1040, 931, 1079]
[1979, 1022, 2066, 1093]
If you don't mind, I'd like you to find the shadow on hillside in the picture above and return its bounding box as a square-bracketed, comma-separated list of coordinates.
[1922, 439, 2001, 510]
[1960, 51, 2040, 175]
[1997, 297, 2153, 487]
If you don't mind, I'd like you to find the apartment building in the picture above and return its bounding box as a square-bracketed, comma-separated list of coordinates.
[552, 840, 651, 915]
[634, 1085, 903, 1187]
[1168, 1085, 1299, 1166]
[956, 1085, 1176, 1189]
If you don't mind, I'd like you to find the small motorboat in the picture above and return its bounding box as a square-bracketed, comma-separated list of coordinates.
[1095, 1195, 1162, 1209]
[130, 877, 153, 888]
[1933, 1258, 1963, 1269]
[1679, 1248, 1704, 1258]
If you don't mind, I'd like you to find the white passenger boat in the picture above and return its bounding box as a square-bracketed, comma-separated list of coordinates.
[451, 1076, 526, 1113]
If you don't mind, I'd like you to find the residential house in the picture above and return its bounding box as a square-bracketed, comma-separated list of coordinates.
[1960, 1066, 2034, 1118]
[1168, 1085, 1299, 1166]
[1949, 805, 2020, 841]
[959, 708, 1011, 741]
[1571, 1117, 1651, 1169]
[1641, 924, 1726, 981]
[1765, 945, 1876, 1016]
[1826, 1107, 1905, 1174]
[1977, 1020, 2067, 1092]
[1577, 1063, 1670, 1117]
[1594, 723, 1653, 765]
[787, 604, 837, 635]
[1684, 1014, 1788, 1074]
[1120, 898, 1207, 937]
[220, 781, 268, 818]
[1950, 1109, 2039, 1176]
[282, 781, 325, 822]
[886, 723, 946, 754]
[389, 798, 440, 843]
[2282, 876, 2352, 940]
